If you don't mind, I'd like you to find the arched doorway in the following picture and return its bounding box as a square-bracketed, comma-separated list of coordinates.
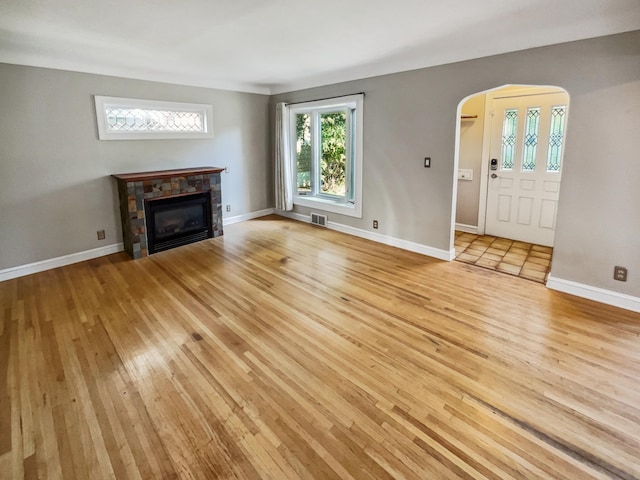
[450, 84, 570, 282]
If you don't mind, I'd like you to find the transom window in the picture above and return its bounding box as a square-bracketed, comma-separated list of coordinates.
[94, 96, 213, 140]
[287, 95, 363, 218]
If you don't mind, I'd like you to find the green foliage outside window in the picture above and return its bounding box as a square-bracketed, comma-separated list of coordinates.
[296, 111, 347, 196]
[296, 114, 311, 192]
[320, 112, 346, 196]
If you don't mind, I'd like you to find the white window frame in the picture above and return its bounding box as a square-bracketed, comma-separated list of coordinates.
[94, 96, 214, 140]
[288, 94, 363, 218]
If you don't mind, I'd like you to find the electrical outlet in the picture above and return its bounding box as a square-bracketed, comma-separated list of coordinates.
[226, 205, 231, 212]
[97, 229, 106, 240]
[224, 166, 229, 173]
[613, 266, 628, 282]
[373, 220, 378, 229]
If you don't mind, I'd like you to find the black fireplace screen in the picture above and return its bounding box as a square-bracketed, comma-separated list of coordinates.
[145, 192, 212, 253]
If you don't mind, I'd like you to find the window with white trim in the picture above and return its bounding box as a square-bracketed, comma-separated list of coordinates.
[287, 94, 363, 218]
[94, 96, 213, 140]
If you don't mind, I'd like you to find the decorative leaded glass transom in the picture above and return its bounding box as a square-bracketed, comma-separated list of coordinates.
[547, 106, 567, 172]
[105, 108, 205, 133]
[522, 107, 540, 172]
[94, 96, 213, 140]
[501, 109, 518, 170]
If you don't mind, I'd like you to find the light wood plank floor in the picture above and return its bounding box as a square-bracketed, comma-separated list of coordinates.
[1, 215, 639, 480]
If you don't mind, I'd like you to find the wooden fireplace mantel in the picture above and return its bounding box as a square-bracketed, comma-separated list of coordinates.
[112, 166, 224, 182]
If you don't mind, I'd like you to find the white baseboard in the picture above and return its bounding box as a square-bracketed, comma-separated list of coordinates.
[0, 208, 277, 283]
[546, 275, 640, 313]
[328, 222, 455, 261]
[455, 223, 478, 234]
[0, 243, 124, 282]
[223, 208, 275, 226]
[275, 210, 454, 261]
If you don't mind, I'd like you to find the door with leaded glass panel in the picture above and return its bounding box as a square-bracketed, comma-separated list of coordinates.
[485, 91, 569, 246]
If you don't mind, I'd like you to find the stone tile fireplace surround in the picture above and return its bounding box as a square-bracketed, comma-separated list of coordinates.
[112, 167, 224, 259]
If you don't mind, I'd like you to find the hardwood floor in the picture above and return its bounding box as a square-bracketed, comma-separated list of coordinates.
[1, 215, 639, 479]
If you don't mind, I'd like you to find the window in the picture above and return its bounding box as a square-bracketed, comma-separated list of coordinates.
[94, 96, 213, 140]
[546, 105, 567, 172]
[522, 107, 540, 172]
[287, 94, 363, 218]
[500, 108, 518, 171]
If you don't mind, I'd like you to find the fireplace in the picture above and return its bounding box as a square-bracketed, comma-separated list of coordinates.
[146, 192, 212, 253]
[112, 167, 224, 258]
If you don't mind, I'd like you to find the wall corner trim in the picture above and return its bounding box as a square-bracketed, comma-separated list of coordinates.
[223, 208, 275, 226]
[276, 210, 454, 261]
[0, 243, 125, 282]
[546, 275, 640, 313]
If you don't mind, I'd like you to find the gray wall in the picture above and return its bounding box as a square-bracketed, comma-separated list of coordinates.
[0, 64, 270, 270]
[273, 30, 640, 297]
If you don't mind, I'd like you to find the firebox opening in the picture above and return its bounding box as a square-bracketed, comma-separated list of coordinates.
[145, 192, 213, 254]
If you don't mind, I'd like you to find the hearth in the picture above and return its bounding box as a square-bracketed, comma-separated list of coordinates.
[146, 192, 212, 254]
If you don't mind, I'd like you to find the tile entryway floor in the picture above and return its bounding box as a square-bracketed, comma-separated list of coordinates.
[454, 231, 553, 283]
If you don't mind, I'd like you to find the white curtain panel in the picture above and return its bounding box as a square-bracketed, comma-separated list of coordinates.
[275, 102, 293, 211]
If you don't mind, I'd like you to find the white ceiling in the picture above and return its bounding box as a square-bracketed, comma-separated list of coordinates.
[1, 0, 639, 95]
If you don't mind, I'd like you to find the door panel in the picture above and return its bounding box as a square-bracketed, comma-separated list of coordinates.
[520, 179, 535, 191]
[497, 195, 511, 222]
[485, 92, 569, 246]
[517, 197, 533, 225]
[539, 199, 557, 229]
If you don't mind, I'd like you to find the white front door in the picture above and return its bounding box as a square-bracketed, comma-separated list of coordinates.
[485, 91, 569, 246]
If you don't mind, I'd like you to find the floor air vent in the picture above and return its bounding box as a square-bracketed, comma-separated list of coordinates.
[310, 213, 327, 227]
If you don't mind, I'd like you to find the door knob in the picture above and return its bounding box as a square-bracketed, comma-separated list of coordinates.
[491, 173, 498, 179]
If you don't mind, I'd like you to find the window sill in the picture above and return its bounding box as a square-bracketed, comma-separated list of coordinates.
[294, 195, 362, 218]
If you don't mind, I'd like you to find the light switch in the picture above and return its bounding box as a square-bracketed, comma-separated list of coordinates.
[458, 169, 473, 181]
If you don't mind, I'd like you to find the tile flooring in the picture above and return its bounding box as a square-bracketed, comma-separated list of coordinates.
[454, 231, 553, 283]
